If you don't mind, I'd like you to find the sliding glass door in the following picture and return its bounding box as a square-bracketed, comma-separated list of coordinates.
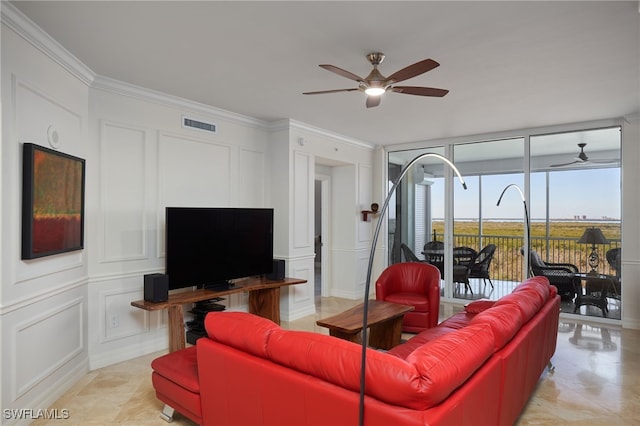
[530, 127, 621, 319]
[451, 138, 525, 300]
[387, 124, 622, 320]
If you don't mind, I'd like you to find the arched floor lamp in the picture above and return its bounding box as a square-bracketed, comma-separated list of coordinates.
[358, 153, 467, 426]
[496, 184, 530, 278]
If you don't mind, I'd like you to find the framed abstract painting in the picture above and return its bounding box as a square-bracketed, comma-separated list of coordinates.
[22, 143, 86, 259]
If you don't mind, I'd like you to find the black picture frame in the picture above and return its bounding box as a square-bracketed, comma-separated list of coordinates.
[22, 143, 86, 259]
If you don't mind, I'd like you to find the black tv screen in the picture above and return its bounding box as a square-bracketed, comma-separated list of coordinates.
[165, 207, 274, 290]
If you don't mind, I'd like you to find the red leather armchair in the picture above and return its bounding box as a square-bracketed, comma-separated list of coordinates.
[375, 262, 441, 333]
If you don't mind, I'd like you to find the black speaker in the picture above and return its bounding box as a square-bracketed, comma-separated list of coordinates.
[267, 259, 285, 281]
[144, 273, 168, 303]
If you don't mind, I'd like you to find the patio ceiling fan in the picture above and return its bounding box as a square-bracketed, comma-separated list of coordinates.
[302, 52, 449, 108]
[550, 143, 619, 168]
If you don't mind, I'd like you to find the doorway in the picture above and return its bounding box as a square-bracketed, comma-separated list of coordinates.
[315, 174, 330, 299]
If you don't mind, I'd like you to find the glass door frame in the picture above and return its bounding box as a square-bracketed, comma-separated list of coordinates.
[386, 118, 623, 310]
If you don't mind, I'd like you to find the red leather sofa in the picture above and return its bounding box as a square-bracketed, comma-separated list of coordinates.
[151, 276, 560, 426]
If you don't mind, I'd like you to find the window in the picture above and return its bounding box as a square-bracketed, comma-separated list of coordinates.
[387, 125, 621, 320]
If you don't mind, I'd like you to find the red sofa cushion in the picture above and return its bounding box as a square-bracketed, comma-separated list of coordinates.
[405, 323, 496, 408]
[494, 291, 540, 323]
[205, 311, 278, 358]
[383, 292, 430, 312]
[513, 276, 550, 303]
[470, 303, 524, 351]
[387, 311, 474, 360]
[438, 311, 475, 329]
[151, 346, 199, 393]
[387, 325, 457, 360]
[494, 277, 551, 323]
[464, 299, 496, 314]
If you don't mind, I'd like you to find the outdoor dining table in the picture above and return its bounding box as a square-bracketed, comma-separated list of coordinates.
[421, 247, 476, 292]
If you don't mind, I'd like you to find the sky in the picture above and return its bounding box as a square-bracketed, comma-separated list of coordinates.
[430, 167, 621, 221]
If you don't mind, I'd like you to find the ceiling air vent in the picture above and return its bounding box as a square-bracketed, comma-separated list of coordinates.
[182, 116, 217, 134]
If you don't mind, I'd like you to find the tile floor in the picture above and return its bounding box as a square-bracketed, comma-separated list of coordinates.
[31, 297, 639, 425]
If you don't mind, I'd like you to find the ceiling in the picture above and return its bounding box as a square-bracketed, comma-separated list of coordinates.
[10, 1, 640, 147]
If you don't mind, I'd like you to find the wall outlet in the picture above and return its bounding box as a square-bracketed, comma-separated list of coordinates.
[110, 314, 119, 329]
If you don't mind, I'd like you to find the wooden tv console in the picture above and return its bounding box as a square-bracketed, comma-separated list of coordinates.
[131, 276, 306, 352]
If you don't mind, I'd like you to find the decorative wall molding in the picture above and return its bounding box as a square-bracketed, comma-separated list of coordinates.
[293, 151, 312, 249]
[157, 131, 233, 222]
[357, 164, 373, 244]
[291, 264, 312, 305]
[98, 120, 149, 263]
[100, 288, 149, 343]
[0, 277, 87, 316]
[12, 297, 84, 399]
[237, 147, 267, 206]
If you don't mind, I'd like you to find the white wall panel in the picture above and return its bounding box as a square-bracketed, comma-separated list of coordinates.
[99, 121, 147, 262]
[358, 164, 373, 245]
[291, 263, 312, 304]
[158, 132, 232, 208]
[13, 298, 83, 398]
[101, 288, 149, 342]
[157, 132, 233, 258]
[293, 151, 312, 249]
[357, 250, 372, 297]
[14, 76, 82, 151]
[280, 257, 316, 321]
[13, 75, 85, 286]
[331, 165, 357, 249]
[238, 147, 266, 207]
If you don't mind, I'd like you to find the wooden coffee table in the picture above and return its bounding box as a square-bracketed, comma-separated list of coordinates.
[316, 300, 414, 350]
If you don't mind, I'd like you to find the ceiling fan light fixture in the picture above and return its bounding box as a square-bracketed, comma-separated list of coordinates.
[303, 53, 448, 108]
[364, 87, 385, 96]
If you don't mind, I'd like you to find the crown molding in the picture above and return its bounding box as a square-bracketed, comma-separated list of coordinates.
[91, 74, 268, 130]
[624, 112, 640, 124]
[273, 119, 375, 150]
[1, 2, 375, 148]
[1, 2, 95, 86]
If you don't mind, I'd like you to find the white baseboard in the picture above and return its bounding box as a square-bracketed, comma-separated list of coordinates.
[89, 338, 168, 370]
[3, 357, 89, 426]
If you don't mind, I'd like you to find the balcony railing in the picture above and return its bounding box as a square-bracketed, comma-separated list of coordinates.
[449, 233, 621, 282]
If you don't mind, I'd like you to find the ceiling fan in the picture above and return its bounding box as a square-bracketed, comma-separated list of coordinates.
[550, 143, 619, 167]
[303, 52, 449, 108]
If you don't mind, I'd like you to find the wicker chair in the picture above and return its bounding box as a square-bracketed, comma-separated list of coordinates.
[400, 243, 424, 263]
[528, 250, 578, 301]
[604, 247, 621, 299]
[452, 246, 477, 293]
[468, 244, 497, 289]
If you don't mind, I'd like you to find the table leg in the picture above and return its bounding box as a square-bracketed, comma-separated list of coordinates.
[167, 305, 186, 352]
[248, 287, 280, 324]
[369, 316, 404, 350]
[328, 329, 362, 344]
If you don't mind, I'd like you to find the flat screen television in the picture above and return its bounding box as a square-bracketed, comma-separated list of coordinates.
[165, 207, 274, 290]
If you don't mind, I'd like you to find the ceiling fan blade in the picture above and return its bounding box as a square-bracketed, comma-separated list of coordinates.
[588, 159, 620, 165]
[303, 88, 359, 95]
[391, 86, 449, 97]
[366, 95, 381, 108]
[550, 160, 582, 168]
[386, 59, 440, 84]
[319, 64, 363, 82]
